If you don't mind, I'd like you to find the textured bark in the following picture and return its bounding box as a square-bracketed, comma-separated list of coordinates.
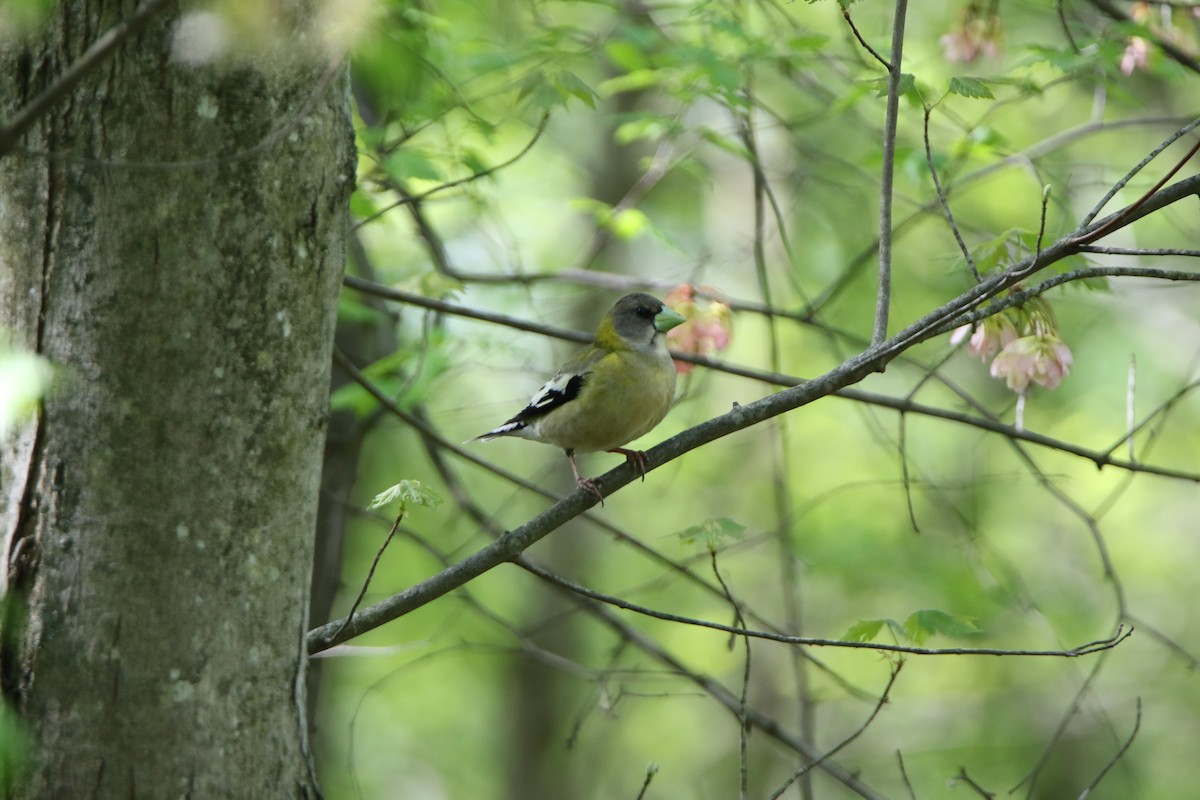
[0, 3, 353, 797]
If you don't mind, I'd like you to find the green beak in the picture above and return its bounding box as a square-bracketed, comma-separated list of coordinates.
[654, 307, 686, 333]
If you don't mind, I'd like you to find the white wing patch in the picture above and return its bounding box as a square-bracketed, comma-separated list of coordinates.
[527, 372, 575, 410]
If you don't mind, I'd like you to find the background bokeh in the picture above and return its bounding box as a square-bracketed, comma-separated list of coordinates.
[308, 1, 1200, 798]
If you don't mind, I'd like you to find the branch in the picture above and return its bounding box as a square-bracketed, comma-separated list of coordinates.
[1080, 115, 1200, 226]
[924, 104, 979, 281]
[343, 275, 1200, 486]
[766, 663, 903, 800]
[314, 174, 1200, 651]
[581, 602, 892, 800]
[842, 8, 892, 70]
[354, 113, 551, 229]
[510, 561, 1131, 658]
[874, 0, 909, 344]
[310, 501, 1132, 654]
[0, 0, 175, 158]
[1077, 699, 1141, 800]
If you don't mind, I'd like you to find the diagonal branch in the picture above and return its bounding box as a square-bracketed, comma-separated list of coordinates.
[311, 173, 1200, 653]
[0, 0, 175, 157]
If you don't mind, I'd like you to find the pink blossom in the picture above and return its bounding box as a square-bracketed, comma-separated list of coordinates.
[664, 284, 733, 374]
[989, 334, 1073, 393]
[951, 315, 1018, 360]
[941, 6, 1003, 64]
[1120, 37, 1149, 75]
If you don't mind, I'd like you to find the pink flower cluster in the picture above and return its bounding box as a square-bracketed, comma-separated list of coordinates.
[952, 297, 1073, 394]
[663, 284, 733, 375]
[941, 1, 1003, 64]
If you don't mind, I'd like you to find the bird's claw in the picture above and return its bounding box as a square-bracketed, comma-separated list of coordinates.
[577, 477, 605, 506]
[609, 447, 649, 481]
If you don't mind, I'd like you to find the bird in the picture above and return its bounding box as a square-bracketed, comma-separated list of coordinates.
[473, 293, 686, 503]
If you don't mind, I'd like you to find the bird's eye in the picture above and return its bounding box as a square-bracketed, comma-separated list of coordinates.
[637, 305, 656, 319]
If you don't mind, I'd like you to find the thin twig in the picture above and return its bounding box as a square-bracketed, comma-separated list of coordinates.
[1077, 699, 1142, 800]
[1056, 0, 1081, 53]
[896, 750, 919, 800]
[710, 544, 752, 798]
[1077, 246, 1200, 257]
[923, 105, 979, 281]
[634, 765, 658, 800]
[766, 663, 904, 800]
[1035, 185, 1051, 259]
[331, 512, 404, 642]
[582, 603, 891, 800]
[505, 561, 1134, 660]
[842, 8, 892, 69]
[1079, 117, 1200, 227]
[354, 112, 552, 230]
[1070, 137, 1200, 248]
[956, 767, 996, 799]
[1127, 356, 1137, 463]
[1011, 654, 1109, 795]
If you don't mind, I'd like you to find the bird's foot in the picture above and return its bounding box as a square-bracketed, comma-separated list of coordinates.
[576, 477, 605, 505]
[608, 447, 649, 481]
[567, 450, 605, 505]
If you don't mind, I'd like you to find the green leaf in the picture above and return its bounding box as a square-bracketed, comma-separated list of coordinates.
[461, 149, 489, 177]
[675, 517, 746, 550]
[349, 190, 379, 221]
[949, 76, 995, 100]
[903, 609, 981, 645]
[383, 149, 442, 183]
[598, 68, 663, 97]
[517, 69, 566, 111]
[610, 208, 649, 239]
[842, 619, 885, 643]
[604, 39, 647, 72]
[336, 292, 387, 325]
[874, 72, 915, 98]
[329, 333, 451, 416]
[614, 116, 670, 145]
[696, 126, 752, 161]
[369, 480, 443, 512]
[553, 70, 598, 108]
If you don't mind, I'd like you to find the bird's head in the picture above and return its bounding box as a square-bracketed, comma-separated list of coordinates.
[596, 293, 686, 352]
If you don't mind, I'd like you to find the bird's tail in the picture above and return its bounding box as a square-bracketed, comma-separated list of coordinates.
[467, 420, 525, 444]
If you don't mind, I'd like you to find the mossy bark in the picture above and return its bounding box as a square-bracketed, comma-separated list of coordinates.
[0, 3, 353, 797]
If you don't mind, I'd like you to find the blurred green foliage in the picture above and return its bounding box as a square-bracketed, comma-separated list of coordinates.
[315, 0, 1200, 798]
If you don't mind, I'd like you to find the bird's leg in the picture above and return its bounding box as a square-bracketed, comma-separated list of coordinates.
[566, 449, 605, 505]
[607, 447, 649, 481]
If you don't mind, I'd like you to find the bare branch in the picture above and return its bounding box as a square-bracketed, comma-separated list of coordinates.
[1080, 115, 1200, 226]
[766, 663, 903, 800]
[874, 0, 909, 344]
[842, 8, 892, 70]
[344, 275, 1200, 486]
[923, 105, 980, 281]
[1077, 699, 1142, 800]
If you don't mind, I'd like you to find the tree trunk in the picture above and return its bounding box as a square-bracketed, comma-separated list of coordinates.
[0, 3, 353, 797]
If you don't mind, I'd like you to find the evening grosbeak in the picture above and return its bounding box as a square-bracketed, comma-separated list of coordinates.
[474, 293, 686, 502]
